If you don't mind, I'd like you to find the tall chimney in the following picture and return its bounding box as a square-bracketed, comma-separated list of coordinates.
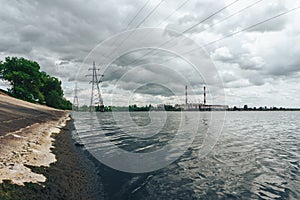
[185, 85, 188, 105]
[204, 86, 206, 105]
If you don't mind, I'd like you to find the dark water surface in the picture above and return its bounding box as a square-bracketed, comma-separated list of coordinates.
[73, 111, 300, 200]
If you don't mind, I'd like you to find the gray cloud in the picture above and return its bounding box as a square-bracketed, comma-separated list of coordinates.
[135, 83, 175, 97]
[0, 0, 299, 107]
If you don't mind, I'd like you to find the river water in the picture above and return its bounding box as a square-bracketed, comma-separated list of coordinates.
[72, 111, 300, 200]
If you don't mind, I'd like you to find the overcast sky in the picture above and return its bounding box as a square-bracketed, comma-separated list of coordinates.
[0, 0, 299, 107]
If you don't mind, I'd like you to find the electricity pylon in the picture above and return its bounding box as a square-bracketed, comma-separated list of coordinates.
[72, 82, 79, 111]
[86, 61, 104, 112]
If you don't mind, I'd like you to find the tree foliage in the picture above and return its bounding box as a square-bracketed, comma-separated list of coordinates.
[0, 57, 72, 110]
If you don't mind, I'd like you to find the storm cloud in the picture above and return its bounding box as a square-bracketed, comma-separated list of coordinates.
[0, 0, 299, 107]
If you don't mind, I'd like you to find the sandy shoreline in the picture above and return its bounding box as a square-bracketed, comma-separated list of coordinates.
[0, 114, 69, 185]
[0, 94, 104, 199]
[0, 94, 68, 185]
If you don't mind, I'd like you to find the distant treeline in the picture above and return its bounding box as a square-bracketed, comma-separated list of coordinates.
[76, 104, 181, 112]
[0, 57, 72, 110]
[228, 105, 300, 111]
[75, 104, 300, 112]
[77, 105, 154, 112]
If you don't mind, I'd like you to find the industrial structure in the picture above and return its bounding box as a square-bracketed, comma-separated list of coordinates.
[72, 82, 79, 111]
[86, 61, 104, 112]
[185, 85, 188, 105]
[175, 86, 228, 111]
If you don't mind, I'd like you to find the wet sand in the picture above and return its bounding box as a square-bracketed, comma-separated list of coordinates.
[0, 94, 104, 199]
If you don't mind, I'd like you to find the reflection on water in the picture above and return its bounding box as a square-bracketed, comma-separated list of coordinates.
[73, 111, 300, 200]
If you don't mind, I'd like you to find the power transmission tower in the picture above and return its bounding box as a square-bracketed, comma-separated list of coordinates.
[86, 61, 104, 112]
[73, 82, 79, 111]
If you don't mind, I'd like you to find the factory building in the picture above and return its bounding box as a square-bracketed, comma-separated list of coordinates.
[175, 86, 228, 111]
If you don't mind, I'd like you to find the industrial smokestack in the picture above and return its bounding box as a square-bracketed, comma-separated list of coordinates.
[185, 85, 188, 105]
[204, 86, 206, 105]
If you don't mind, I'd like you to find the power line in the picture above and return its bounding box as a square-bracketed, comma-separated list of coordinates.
[102, 0, 165, 66]
[199, 0, 265, 33]
[182, 0, 240, 34]
[203, 5, 300, 47]
[126, 0, 152, 29]
[125, 0, 193, 53]
[98, 0, 194, 75]
[156, 0, 192, 27]
[123, 0, 241, 67]
[135, 0, 193, 45]
[162, 5, 300, 63]
[135, 0, 165, 28]
[99, 0, 156, 68]
[106, 0, 239, 69]
[90, 0, 152, 72]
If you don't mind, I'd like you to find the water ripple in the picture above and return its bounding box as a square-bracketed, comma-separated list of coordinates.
[73, 111, 300, 199]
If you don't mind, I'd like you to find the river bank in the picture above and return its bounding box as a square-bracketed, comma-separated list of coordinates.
[0, 94, 104, 199]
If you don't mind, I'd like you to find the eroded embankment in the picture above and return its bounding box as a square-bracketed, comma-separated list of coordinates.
[0, 94, 69, 185]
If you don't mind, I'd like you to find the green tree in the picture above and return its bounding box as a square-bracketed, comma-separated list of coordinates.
[39, 71, 72, 110]
[0, 57, 72, 110]
[0, 57, 44, 102]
